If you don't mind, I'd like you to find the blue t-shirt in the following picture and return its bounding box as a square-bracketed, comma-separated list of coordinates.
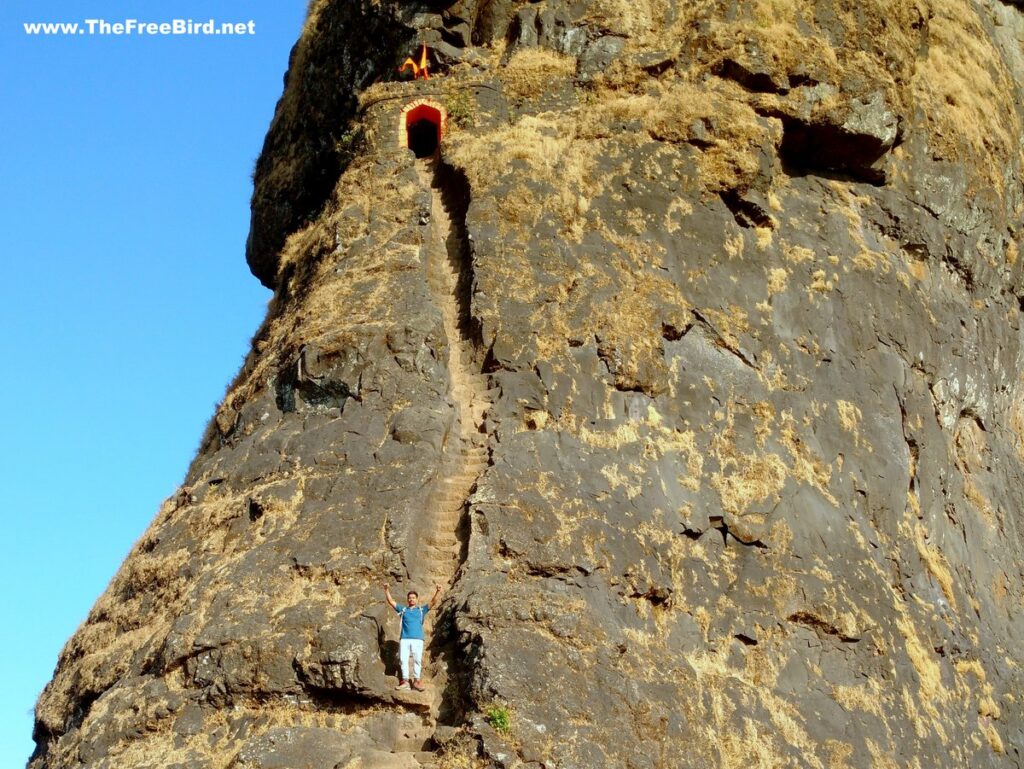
[395, 603, 429, 639]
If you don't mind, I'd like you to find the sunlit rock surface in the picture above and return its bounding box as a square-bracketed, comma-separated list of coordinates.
[32, 1, 1024, 767]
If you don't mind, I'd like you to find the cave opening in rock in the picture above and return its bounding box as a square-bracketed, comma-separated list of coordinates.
[402, 102, 444, 158]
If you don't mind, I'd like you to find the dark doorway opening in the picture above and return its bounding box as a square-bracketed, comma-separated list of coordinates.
[408, 118, 440, 157]
[405, 103, 443, 158]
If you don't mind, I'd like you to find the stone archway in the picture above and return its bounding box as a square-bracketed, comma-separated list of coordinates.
[399, 99, 447, 158]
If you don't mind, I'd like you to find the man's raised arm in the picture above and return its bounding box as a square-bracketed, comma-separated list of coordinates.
[427, 583, 442, 609]
[383, 582, 398, 610]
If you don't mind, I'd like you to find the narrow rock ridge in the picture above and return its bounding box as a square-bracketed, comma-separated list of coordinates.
[394, 157, 493, 766]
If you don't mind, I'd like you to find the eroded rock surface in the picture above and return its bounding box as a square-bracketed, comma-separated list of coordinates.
[32, 1, 1024, 768]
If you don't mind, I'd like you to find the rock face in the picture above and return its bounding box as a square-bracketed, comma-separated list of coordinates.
[31, 1, 1024, 768]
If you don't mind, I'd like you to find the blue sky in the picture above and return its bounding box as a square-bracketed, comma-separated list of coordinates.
[0, 2, 307, 764]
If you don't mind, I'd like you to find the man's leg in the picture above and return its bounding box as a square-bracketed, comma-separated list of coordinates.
[411, 639, 425, 689]
[397, 638, 412, 688]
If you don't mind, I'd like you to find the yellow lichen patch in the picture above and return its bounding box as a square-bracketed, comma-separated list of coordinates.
[779, 411, 837, 505]
[832, 680, 886, 719]
[897, 616, 943, 701]
[907, 257, 928, 281]
[956, 659, 987, 681]
[992, 571, 1009, 609]
[704, 305, 752, 351]
[601, 463, 642, 499]
[953, 658, 1006, 753]
[767, 267, 790, 297]
[962, 472, 997, 528]
[710, 411, 788, 516]
[910, 0, 1023, 198]
[806, 269, 837, 300]
[1008, 381, 1024, 462]
[756, 227, 774, 250]
[824, 739, 854, 769]
[724, 232, 745, 260]
[852, 249, 891, 274]
[582, 0, 675, 39]
[979, 693, 1002, 720]
[912, 523, 957, 609]
[664, 197, 694, 233]
[866, 738, 902, 769]
[756, 349, 795, 392]
[984, 723, 1005, 753]
[685, 642, 826, 769]
[836, 400, 861, 437]
[711, 452, 787, 517]
[783, 242, 816, 264]
[656, 426, 705, 491]
[600, 79, 782, 194]
[499, 47, 578, 102]
[446, 114, 600, 241]
[590, 262, 691, 382]
[751, 401, 776, 447]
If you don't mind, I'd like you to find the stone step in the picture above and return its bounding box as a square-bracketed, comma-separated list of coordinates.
[430, 510, 462, 523]
[423, 543, 456, 558]
[452, 388, 489, 401]
[433, 498, 466, 511]
[428, 528, 460, 540]
[438, 483, 472, 495]
[436, 493, 467, 506]
[433, 490, 468, 503]
[434, 499, 466, 512]
[424, 536, 457, 548]
[434, 481, 468, 493]
[432, 489, 465, 501]
[434, 495, 466, 507]
[424, 532, 458, 547]
[446, 469, 479, 481]
[434, 494, 465, 507]
[432, 501, 464, 514]
[419, 560, 450, 572]
[433, 508, 464, 520]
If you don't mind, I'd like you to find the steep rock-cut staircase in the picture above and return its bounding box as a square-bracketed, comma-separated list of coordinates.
[391, 157, 493, 767]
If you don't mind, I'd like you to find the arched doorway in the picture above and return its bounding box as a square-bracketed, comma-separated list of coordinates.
[399, 100, 447, 158]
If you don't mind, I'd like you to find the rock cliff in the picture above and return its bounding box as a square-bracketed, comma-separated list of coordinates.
[31, 1, 1024, 768]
